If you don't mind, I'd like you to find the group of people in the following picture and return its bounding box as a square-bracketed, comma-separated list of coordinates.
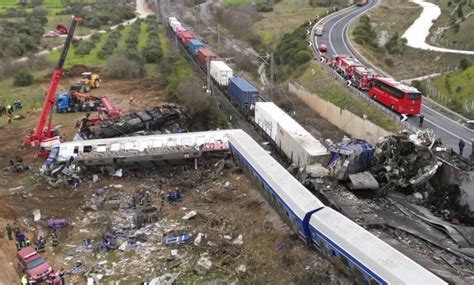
[0, 100, 22, 124]
[5, 223, 31, 251]
[6, 223, 66, 284]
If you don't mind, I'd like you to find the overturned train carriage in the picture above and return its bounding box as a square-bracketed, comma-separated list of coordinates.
[80, 104, 183, 139]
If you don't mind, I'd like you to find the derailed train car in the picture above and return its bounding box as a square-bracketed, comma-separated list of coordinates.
[227, 130, 446, 285]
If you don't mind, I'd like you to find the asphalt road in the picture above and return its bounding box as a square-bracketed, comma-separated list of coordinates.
[312, 0, 473, 157]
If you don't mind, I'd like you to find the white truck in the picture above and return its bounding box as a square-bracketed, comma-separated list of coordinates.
[315, 25, 324, 36]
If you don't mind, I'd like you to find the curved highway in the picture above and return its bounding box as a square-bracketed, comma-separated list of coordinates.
[312, 0, 473, 157]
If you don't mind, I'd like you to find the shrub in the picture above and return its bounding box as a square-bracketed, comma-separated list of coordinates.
[13, 71, 34, 87]
[106, 51, 146, 79]
[75, 41, 96, 55]
[459, 58, 470, 70]
[384, 58, 394, 67]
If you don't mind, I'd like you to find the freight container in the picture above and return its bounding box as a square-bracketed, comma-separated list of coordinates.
[254, 102, 329, 166]
[228, 77, 259, 109]
[176, 26, 187, 37]
[187, 39, 204, 56]
[170, 20, 182, 32]
[210, 61, 233, 87]
[178, 32, 194, 47]
[197, 48, 216, 69]
[168, 17, 177, 26]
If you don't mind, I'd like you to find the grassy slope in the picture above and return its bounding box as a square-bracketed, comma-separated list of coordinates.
[222, 0, 252, 5]
[254, 0, 325, 49]
[349, 0, 472, 79]
[431, 64, 474, 104]
[296, 62, 400, 132]
[443, 16, 474, 49]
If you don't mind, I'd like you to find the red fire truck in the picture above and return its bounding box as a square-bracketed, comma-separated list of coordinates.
[334, 55, 362, 78]
[368, 77, 422, 115]
[352, 66, 379, 90]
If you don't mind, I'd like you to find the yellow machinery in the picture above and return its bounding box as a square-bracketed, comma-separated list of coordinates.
[80, 72, 101, 92]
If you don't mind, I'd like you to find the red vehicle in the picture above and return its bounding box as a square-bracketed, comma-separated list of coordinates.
[319, 43, 328, 54]
[368, 77, 422, 115]
[352, 66, 379, 90]
[356, 0, 368, 6]
[335, 55, 362, 78]
[178, 32, 194, 47]
[17, 247, 52, 281]
[197, 48, 217, 69]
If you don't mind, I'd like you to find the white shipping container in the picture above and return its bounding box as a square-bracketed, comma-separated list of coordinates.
[254, 102, 329, 166]
[168, 17, 177, 25]
[170, 20, 182, 32]
[210, 61, 233, 86]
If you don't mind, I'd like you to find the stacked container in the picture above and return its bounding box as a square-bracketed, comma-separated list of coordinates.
[187, 39, 204, 56]
[197, 48, 216, 69]
[228, 77, 259, 109]
[178, 32, 194, 47]
[210, 61, 233, 87]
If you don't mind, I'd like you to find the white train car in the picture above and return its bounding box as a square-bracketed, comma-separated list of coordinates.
[227, 130, 325, 240]
[53, 130, 230, 165]
[309, 207, 446, 284]
[254, 102, 329, 166]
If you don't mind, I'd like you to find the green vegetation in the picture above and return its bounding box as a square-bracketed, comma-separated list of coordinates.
[57, 0, 135, 29]
[0, 7, 48, 58]
[425, 62, 474, 117]
[349, 0, 472, 79]
[74, 33, 102, 56]
[253, 0, 325, 49]
[143, 16, 163, 63]
[297, 62, 400, 132]
[274, 23, 313, 80]
[126, 19, 142, 50]
[106, 50, 146, 79]
[222, 0, 252, 5]
[13, 71, 34, 87]
[353, 15, 378, 49]
[97, 29, 123, 59]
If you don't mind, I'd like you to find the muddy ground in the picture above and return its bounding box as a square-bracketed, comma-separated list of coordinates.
[0, 70, 348, 284]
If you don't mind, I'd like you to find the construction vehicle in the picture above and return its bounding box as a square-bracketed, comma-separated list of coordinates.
[44, 23, 69, 38]
[79, 72, 101, 92]
[55, 90, 101, 113]
[24, 16, 81, 153]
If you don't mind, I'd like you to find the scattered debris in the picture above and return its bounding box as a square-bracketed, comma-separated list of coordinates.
[182, 210, 197, 220]
[232, 234, 243, 245]
[194, 256, 212, 275]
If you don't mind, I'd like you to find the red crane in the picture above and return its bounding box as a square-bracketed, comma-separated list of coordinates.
[24, 16, 81, 149]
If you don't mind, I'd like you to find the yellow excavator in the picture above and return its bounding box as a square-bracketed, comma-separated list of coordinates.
[80, 72, 101, 92]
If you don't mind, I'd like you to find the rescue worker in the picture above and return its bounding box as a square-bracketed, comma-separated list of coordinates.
[25, 237, 31, 247]
[16, 239, 22, 251]
[58, 267, 65, 284]
[7, 113, 12, 124]
[129, 96, 134, 104]
[51, 230, 59, 247]
[459, 139, 465, 156]
[35, 236, 45, 252]
[6, 223, 13, 240]
[21, 275, 28, 285]
[16, 231, 26, 248]
[419, 115, 424, 127]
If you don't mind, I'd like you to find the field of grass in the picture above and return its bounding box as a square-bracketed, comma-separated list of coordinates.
[222, 0, 252, 5]
[428, 65, 474, 114]
[254, 0, 325, 49]
[442, 16, 474, 50]
[296, 62, 400, 132]
[349, 0, 472, 79]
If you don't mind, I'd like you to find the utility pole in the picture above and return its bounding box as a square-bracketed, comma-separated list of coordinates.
[217, 24, 221, 51]
[269, 53, 275, 101]
[207, 58, 212, 95]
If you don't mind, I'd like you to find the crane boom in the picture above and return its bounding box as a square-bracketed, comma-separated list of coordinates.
[25, 16, 81, 147]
